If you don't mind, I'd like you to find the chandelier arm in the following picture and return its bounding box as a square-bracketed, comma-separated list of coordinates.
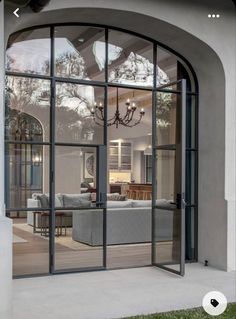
[123, 109, 135, 124]
[123, 114, 143, 127]
[127, 110, 136, 123]
[123, 111, 132, 122]
[92, 117, 104, 126]
[98, 108, 105, 120]
[94, 109, 104, 121]
[107, 114, 117, 123]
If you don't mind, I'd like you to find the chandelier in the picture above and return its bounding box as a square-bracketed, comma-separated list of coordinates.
[90, 88, 145, 128]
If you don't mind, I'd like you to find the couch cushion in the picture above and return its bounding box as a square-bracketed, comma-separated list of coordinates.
[107, 201, 133, 209]
[106, 193, 119, 200]
[107, 194, 127, 201]
[63, 193, 92, 208]
[55, 194, 63, 207]
[156, 199, 173, 208]
[132, 200, 151, 208]
[131, 199, 173, 208]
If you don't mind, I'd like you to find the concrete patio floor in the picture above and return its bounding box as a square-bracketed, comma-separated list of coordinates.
[13, 263, 236, 319]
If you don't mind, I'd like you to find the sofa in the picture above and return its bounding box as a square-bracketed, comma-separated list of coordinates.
[72, 199, 177, 246]
[27, 193, 176, 246]
[27, 192, 92, 228]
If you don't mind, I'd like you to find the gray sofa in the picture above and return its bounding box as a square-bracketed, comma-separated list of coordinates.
[27, 193, 90, 228]
[72, 200, 176, 246]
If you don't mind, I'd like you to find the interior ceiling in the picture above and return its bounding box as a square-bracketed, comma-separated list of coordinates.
[10, 25, 176, 79]
[8, 25, 178, 141]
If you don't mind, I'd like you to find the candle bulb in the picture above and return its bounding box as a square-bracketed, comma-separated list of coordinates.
[126, 98, 131, 106]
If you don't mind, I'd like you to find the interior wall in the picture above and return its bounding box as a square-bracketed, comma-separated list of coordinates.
[3, 0, 236, 271]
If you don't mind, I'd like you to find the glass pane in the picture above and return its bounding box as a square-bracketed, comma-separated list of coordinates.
[107, 203, 152, 268]
[55, 82, 104, 144]
[108, 30, 153, 87]
[186, 207, 195, 261]
[154, 207, 181, 271]
[12, 210, 50, 276]
[156, 91, 179, 146]
[186, 151, 196, 205]
[55, 26, 105, 81]
[5, 144, 50, 209]
[157, 46, 178, 84]
[107, 85, 152, 268]
[6, 28, 50, 76]
[5, 76, 50, 142]
[55, 146, 97, 205]
[55, 208, 104, 271]
[156, 150, 176, 203]
[186, 95, 196, 149]
[108, 86, 152, 137]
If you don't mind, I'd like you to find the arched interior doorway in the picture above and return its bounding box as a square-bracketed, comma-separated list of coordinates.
[5, 24, 198, 277]
[5, 109, 43, 215]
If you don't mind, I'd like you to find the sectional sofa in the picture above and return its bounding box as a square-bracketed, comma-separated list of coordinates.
[27, 193, 176, 246]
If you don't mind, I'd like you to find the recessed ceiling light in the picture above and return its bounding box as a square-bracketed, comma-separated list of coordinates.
[78, 38, 85, 43]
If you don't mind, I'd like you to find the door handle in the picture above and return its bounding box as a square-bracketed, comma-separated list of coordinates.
[176, 193, 187, 209]
[182, 198, 187, 207]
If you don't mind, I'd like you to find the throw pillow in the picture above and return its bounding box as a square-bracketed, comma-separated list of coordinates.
[63, 194, 91, 208]
[36, 194, 49, 208]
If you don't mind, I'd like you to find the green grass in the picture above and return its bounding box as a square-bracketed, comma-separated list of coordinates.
[125, 303, 236, 319]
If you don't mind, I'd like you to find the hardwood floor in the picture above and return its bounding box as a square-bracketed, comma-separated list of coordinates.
[12, 219, 177, 276]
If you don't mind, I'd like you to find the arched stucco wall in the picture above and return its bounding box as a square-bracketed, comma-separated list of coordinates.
[3, 0, 236, 272]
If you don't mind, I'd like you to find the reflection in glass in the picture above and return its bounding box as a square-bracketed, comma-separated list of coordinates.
[6, 145, 50, 209]
[55, 146, 97, 198]
[6, 28, 50, 76]
[12, 210, 50, 276]
[154, 208, 181, 269]
[186, 207, 195, 260]
[55, 209, 104, 270]
[5, 76, 50, 142]
[156, 150, 176, 202]
[157, 46, 178, 84]
[186, 95, 196, 149]
[186, 151, 196, 205]
[55, 26, 105, 81]
[55, 82, 104, 144]
[108, 30, 154, 87]
[156, 91, 178, 146]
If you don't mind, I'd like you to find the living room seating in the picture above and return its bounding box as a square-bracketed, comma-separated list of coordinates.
[27, 192, 92, 229]
[72, 199, 175, 246]
[28, 193, 175, 246]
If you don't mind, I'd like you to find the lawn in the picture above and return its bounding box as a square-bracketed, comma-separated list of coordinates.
[125, 303, 236, 319]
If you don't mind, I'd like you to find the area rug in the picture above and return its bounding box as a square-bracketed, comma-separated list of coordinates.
[13, 234, 27, 243]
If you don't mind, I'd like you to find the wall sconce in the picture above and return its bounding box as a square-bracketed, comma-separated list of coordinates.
[32, 152, 42, 165]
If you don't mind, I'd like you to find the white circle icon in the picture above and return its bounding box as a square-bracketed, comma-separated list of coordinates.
[202, 291, 227, 316]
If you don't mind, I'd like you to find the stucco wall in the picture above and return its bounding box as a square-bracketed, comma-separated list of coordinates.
[0, 3, 12, 319]
[3, 0, 236, 271]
